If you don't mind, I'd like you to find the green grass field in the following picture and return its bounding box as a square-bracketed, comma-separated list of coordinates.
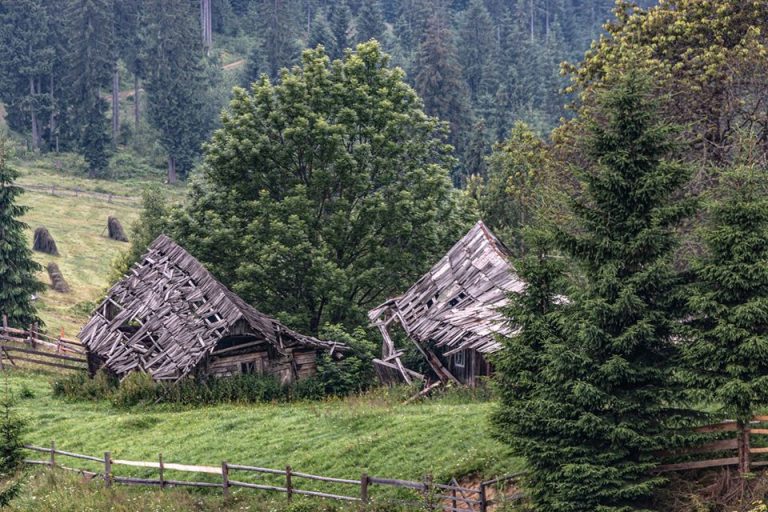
[6, 371, 519, 484]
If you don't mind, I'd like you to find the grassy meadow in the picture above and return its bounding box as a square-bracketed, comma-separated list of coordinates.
[6, 370, 519, 485]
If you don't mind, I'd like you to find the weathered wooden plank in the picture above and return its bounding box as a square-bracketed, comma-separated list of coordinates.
[2, 355, 85, 372]
[1, 345, 87, 363]
[693, 421, 739, 433]
[655, 457, 740, 472]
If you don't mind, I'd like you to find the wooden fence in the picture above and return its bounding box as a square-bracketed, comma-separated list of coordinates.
[0, 317, 87, 372]
[19, 183, 141, 207]
[23, 442, 525, 511]
[657, 416, 768, 474]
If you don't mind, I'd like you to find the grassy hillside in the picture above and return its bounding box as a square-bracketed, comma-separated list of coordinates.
[6, 371, 520, 485]
[7, 152, 182, 336]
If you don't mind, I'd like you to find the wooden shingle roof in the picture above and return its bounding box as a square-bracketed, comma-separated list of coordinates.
[369, 221, 523, 355]
[80, 235, 344, 380]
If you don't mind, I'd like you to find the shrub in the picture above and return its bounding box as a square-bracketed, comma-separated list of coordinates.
[51, 370, 117, 401]
[110, 372, 158, 407]
[316, 324, 377, 396]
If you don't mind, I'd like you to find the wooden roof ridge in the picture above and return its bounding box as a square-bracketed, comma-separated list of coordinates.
[80, 234, 344, 380]
[368, 220, 524, 355]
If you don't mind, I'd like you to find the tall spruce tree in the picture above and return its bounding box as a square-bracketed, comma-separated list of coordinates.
[0, 0, 54, 151]
[355, 0, 386, 44]
[492, 74, 694, 511]
[457, 0, 493, 102]
[413, 12, 471, 183]
[329, 0, 352, 58]
[307, 10, 338, 57]
[65, 0, 114, 177]
[142, 0, 212, 183]
[0, 140, 43, 327]
[685, 165, 768, 424]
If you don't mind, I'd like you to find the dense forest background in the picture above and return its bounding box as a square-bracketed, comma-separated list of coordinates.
[0, 0, 653, 184]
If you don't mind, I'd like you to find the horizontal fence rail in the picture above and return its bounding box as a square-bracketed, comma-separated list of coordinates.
[23, 442, 526, 511]
[656, 416, 768, 474]
[18, 183, 141, 207]
[0, 317, 87, 373]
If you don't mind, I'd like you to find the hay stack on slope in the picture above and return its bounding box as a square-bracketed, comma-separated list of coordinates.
[107, 216, 128, 242]
[47, 262, 70, 293]
[33, 227, 59, 255]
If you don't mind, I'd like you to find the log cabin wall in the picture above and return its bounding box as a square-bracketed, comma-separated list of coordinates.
[444, 348, 491, 387]
[205, 337, 319, 385]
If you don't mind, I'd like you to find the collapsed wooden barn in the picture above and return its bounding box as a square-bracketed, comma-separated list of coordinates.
[80, 235, 346, 383]
[368, 221, 524, 387]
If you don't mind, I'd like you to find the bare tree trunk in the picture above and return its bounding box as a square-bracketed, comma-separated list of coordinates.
[201, 0, 212, 55]
[167, 155, 177, 184]
[530, 0, 535, 43]
[29, 77, 40, 150]
[133, 74, 140, 135]
[112, 65, 120, 145]
[49, 73, 56, 151]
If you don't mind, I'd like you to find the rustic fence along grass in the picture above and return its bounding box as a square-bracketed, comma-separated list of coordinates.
[19, 182, 141, 207]
[0, 317, 87, 372]
[656, 416, 768, 474]
[23, 443, 525, 511]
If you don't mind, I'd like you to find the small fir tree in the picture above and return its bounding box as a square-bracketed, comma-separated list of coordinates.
[685, 164, 768, 423]
[0, 140, 44, 327]
[0, 393, 25, 475]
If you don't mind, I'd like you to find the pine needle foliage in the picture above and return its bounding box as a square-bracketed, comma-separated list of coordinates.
[493, 74, 695, 511]
[685, 164, 768, 423]
[0, 139, 44, 327]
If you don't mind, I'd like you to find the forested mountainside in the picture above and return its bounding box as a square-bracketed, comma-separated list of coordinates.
[0, 0, 653, 184]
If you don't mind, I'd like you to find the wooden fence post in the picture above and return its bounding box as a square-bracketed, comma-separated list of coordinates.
[50, 440, 56, 468]
[450, 478, 458, 512]
[2, 314, 7, 332]
[28, 323, 34, 347]
[360, 473, 369, 506]
[104, 452, 112, 488]
[286, 465, 293, 502]
[739, 422, 751, 474]
[221, 461, 229, 496]
[159, 453, 164, 488]
[479, 481, 487, 512]
[423, 473, 433, 510]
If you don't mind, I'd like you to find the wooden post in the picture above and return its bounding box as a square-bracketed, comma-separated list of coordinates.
[108, 193, 113, 203]
[286, 465, 293, 502]
[450, 478, 458, 511]
[423, 473, 433, 510]
[50, 440, 56, 468]
[104, 452, 112, 488]
[360, 473, 369, 506]
[479, 481, 487, 512]
[28, 323, 34, 347]
[159, 454, 164, 488]
[739, 422, 751, 474]
[2, 314, 7, 332]
[221, 461, 229, 496]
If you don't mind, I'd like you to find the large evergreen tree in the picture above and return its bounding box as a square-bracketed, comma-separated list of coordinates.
[0, 0, 57, 151]
[0, 140, 44, 327]
[354, 0, 386, 45]
[457, 0, 493, 102]
[142, 0, 212, 183]
[171, 42, 469, 333]
[65, 0, 114, 177]
[685, 164, 768, 423]
[413, 12, 471, 183]
[493, 75, 694, 511]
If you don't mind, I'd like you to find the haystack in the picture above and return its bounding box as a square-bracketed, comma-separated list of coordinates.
[33, 227, 59, 255]
[107, 216, 128, 242]
[47, 262, 70, 293]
